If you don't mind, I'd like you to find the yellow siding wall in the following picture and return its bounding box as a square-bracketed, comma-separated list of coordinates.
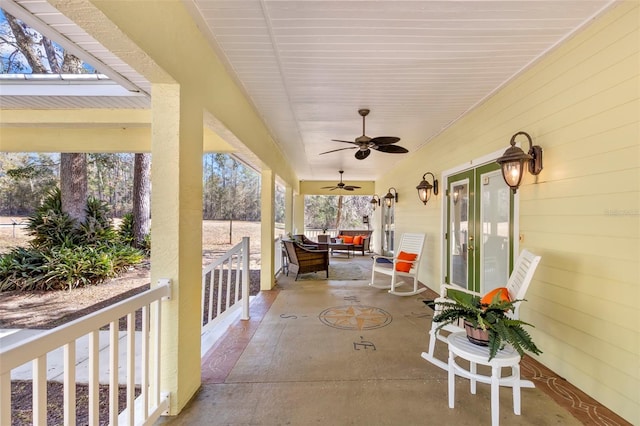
[382, 2, 639, 423]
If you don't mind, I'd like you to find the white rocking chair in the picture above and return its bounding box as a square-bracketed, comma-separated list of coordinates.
[421, 249, 541, 373]
[369, 233, 426, 296]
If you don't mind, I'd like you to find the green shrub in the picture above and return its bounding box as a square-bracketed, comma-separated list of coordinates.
[1, 188, 145, 292]
[118, 212, 135, 245]
[117, 212, 151, 254]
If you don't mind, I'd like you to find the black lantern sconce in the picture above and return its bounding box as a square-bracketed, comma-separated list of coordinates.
[384, 188, 398, 208]
[496, 131, 543, 193]
[416, 172, 439, 205]
[370, 194, 381, 211]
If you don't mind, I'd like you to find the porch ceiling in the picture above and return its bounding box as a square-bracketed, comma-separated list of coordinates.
[0, 0, 616, 182]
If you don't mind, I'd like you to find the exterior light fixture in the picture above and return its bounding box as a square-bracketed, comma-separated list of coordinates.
[384, 188, 398, 208]
[416, 172, 439, 205]
[496, 131, 543, 193]
[370, 194, 381, 211]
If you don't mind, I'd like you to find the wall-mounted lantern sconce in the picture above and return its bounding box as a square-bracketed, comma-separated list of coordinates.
[496, 131, 543, 193]
[384, 188, 398, 208]
[416, 172, 439, 205]
[370, 194, 381, 211]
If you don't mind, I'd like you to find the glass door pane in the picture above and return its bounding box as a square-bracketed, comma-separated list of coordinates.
[448, 172, 473, 289]
[382, 202, 395, 256]
[478, 167, 512, 293]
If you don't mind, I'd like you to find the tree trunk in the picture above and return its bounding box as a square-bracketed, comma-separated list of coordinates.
[4, 12, 48, 73]
[60, 153, 87, 223]
[42, 37, 60, 73]
[132, 153, 151, 247]
[335, 195, 343, 231]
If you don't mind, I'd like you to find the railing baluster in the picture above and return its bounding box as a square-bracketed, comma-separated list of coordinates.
[234, 253, 241, 303]
[141, 304, 149, 419]
[152, 298, 162, 407]
[216, 263, 223, 317]
[64, 342, 76, 425]
[207, 270, 215, 323]
[33, 355, 47, 425]
[0, 372, 11, 426]
[88, 330, 99, 425]
[109, 320, 119, 425]
[242, 237, 250, 320]
[126, 312, 135, 425]
[226, 257, 232, 310]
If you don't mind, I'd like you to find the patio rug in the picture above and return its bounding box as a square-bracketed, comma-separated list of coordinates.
[295, 263, 369, 281]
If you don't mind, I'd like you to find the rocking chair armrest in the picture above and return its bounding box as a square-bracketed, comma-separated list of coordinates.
[372, 254, 394, 261]
[439, 284, 482, 298]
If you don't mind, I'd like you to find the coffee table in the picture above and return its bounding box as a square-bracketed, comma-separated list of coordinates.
[328, 242, 354, 258]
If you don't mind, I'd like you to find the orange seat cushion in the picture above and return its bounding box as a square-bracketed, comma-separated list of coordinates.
[340, 235, 354, 244]
[395, 251, 417, 272]
[480, 287, 511, 305]
[353, 235, 363, 245]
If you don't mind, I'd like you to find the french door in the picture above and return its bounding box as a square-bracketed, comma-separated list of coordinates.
[446, 163, 515, 293]
[381, 202, 395, 256]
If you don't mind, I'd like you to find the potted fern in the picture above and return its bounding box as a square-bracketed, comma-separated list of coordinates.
[433, 289, 542, 360]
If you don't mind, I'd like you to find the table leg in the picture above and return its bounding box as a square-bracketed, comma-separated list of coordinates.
[513, 364, 521, 415]
[470, 361, 477, 394]
[491, 366, 500, 426]
[448, 351, 455, 408]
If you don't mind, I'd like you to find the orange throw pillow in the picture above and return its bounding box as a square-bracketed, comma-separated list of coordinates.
[395, 251, 417, 272]
[353, 235, 363, 245]
[480, 287, 511, 305]
[341, 235, 354, 244]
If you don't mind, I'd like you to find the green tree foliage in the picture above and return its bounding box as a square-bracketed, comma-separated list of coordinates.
[305, 195, 372, 230]
[0, 153, 58, 215]
[203, 153, 261, 221]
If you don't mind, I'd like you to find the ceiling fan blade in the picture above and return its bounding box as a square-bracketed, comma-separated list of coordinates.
[344, 187, 355, 191]
[355, 149, 371, 160]
[331, 139, 359, 145]
[343, 185, 361, 190]
[321, 186, 335, 189]
[374, 144, 409, 154]
[319, 147, 357, 155]
[370, 136, 400, 145]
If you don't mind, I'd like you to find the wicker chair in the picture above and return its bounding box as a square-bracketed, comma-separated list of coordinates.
[282, 240, 329, 280]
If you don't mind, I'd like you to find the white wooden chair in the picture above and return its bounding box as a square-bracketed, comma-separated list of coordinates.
[421, 249, 541, 373]
[369, 233, 426, 296]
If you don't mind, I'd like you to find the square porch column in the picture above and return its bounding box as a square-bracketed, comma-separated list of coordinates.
[150, 84, 203, 414]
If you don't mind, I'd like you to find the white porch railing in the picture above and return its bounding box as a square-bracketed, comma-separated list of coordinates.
[274, 236, 283, 275]
[0, 281, 171, 426]
[303, 228, 337, 240]
[201, 237, 250, 337]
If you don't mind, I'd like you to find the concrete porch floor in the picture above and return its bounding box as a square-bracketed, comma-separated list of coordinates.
[156, 256, 627, 426]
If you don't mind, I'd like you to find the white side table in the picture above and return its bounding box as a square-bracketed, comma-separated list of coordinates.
[447, 331, 525, 426]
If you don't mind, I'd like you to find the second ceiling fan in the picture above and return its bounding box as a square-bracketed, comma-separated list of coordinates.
[321, 170, 361, 191]
[320, 108, 409, 160]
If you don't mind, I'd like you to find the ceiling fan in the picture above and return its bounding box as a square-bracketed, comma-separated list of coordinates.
[320, 108, 409, 160]
[321, 170, 361, 191]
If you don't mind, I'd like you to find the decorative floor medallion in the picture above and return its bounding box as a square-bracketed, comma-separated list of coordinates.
[319, 305, 392, 330]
